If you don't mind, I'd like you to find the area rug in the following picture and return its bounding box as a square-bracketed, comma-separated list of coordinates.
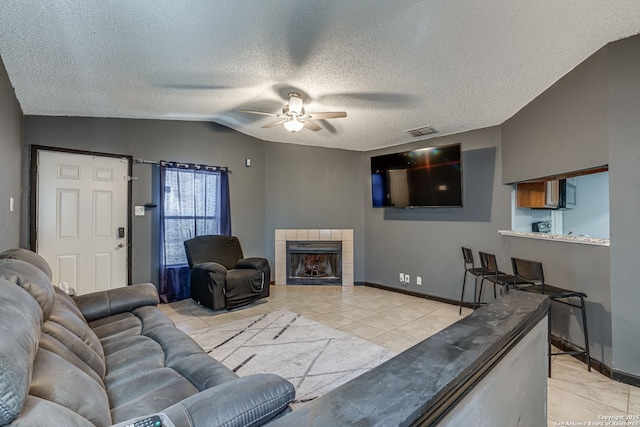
[188, 310, 397, 406]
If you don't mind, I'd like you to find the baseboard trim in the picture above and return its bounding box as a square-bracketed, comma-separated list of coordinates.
[612, 370, 640, 388]
[364, 282, 474, 309]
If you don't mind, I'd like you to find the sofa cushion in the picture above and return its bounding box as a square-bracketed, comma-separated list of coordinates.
[110, 373, 201, 423]
[74, 283, 159, 322]
[45, 300, 106, 377]
[0, 259, 55, 320]
[38, 333, 104, 386]
[9, 396, 96, 427]
[29, 348, 111, 427]
[42, 318, 107, 380]
[53, 286, 86, 321]
[163, 374, 296, 427]
[0, 279, 42, 426]
[0, 248, 52, 280]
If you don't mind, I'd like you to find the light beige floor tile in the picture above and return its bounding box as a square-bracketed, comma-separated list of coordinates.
[392, 317, 440, 342]
[357, 311, 415, 332]
[548, 355, 617, 407]
[629, 385, 640, 414]
[548, 375, 630, 412]
[370, 331, 415, 353]
[338, 321, 385, 341]
[351, 296, 399, 310]
[306, 312, 356, 329]
[291, 305, 333, 317]
[547, 384, 624, 423]
[330, 305, 379, 321]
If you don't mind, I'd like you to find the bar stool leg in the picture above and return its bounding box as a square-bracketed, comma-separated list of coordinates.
[459, 272, 468, 315]
[580, 296, 591, 372]
[548, 305, 552, 378]
[473, 276, 481, 310]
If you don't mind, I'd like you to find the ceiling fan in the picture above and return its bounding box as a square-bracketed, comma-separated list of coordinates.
[240, 92, 347, 133]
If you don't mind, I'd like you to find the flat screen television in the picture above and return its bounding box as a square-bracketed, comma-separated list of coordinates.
[370, 143, 462, 208]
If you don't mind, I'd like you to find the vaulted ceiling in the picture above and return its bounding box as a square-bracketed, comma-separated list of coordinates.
[1, 1, 639, 151]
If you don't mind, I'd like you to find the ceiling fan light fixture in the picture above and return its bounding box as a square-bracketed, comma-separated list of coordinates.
[288, 92, 304, 115]
[283, 117, 304, 132]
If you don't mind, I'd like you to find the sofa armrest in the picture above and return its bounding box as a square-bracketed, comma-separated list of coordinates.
[236, 257, 270, 297]
[73, 283, 159, 322]
[163, 373, 295, 427]
[236, 257, 269, 272]
[194, 261, 228, 275]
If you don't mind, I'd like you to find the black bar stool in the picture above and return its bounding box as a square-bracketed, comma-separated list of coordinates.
[459, 247, 483, 315]
[511, 257, 591, 376]
[477, 252, 530, 307]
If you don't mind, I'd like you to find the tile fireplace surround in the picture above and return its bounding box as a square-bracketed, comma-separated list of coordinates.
[275, 229, 354, 286]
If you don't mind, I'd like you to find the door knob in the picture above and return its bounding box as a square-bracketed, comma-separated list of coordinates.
[117, 243, 125, 248]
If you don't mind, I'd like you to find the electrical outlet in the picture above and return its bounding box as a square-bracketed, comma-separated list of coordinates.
[405, 274, 410, 284]
[399, 273, 405, 283]
[417, 276, 422, 285]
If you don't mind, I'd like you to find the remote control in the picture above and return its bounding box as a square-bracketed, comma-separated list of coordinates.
[124, 415, 162, 427]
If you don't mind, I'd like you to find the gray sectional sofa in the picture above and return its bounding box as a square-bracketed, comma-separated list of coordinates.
[0, 249, 295, 427]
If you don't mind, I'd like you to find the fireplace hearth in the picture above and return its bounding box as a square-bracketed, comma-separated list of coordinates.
[286, 241, 342, 285]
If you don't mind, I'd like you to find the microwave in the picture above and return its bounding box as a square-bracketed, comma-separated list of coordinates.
[546, 179, 575, 209]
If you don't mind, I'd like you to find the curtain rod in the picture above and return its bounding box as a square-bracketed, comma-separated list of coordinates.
[134, 158, 231, 172]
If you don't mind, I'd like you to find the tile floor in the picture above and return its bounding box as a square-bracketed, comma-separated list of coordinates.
[159, 285, 640, 425]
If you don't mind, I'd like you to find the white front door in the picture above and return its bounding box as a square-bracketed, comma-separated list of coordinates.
[37, 150, 130, 295]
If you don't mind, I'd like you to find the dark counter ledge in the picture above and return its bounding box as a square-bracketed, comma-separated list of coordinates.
[268, 291, 550, 427]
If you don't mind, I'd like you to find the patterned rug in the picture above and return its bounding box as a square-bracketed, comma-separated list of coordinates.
[188, 310, 397, 406]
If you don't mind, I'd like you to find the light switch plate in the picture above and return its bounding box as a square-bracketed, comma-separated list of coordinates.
[134, 206, 145, 216]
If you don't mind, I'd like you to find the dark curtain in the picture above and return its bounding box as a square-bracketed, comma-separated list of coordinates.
[159, 162, 231, 302]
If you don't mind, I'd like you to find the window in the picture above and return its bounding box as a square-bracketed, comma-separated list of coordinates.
[159, 162, 231, 302]
[161, 164, 231, 266]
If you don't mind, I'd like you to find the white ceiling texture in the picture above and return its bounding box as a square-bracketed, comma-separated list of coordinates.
[1, 1, 639, 151]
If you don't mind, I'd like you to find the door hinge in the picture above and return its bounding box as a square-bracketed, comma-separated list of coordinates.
[124, 176, 138, 182]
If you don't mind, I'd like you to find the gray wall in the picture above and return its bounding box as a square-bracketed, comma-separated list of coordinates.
[264, 142, 366, 281]
[607, 36, 640, 380]
[0, 56, 22, 251]
[22, 116, 267, 285]
[364, 126, 511, 300]
[501, 46, 609, 184]
[502, 236, 611, 366]
[500, 34, 640, 376]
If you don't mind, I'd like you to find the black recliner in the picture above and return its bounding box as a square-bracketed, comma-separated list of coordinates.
[184, 235, 271, 310]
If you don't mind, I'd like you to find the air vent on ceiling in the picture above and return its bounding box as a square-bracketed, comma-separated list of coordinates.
[405, 125, 436, 137]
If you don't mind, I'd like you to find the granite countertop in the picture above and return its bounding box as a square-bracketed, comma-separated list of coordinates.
[498, 230, 610, 246]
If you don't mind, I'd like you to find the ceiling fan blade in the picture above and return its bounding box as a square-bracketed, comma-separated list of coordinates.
[262, 118, 289, 129]
[240, 109, 279, 117]
[306, 111, 347, 119]
[303, 120, 322, 132]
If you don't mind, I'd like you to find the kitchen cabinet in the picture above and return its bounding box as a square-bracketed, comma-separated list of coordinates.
[516, 181, 560, 208]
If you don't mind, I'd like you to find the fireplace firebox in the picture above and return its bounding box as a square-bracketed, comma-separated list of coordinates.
[286, 241, 342, 285]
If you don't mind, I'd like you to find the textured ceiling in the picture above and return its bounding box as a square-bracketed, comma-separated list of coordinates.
[1, 1, 639, 151]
